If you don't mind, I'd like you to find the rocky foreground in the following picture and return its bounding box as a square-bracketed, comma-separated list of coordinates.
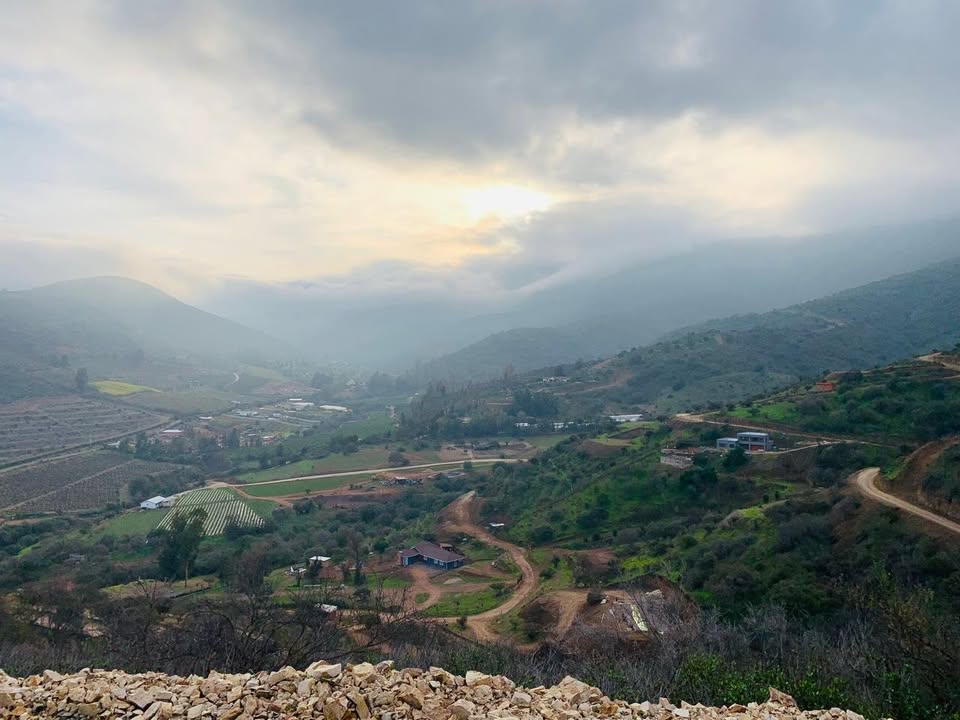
[0, 662, 883, 720]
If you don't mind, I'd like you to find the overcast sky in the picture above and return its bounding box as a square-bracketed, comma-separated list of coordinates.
[1, 1, 959, 298]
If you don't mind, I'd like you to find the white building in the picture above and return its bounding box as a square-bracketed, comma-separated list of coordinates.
[139, 496, 170, 510]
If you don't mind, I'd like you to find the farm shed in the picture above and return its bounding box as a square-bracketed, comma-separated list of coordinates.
[140, 496, 171, 510]
[716, 438, 739, 450]
[398, 541, 466, 570]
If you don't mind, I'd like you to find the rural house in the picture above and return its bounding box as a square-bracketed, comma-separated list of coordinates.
[398, 541, 466, 570]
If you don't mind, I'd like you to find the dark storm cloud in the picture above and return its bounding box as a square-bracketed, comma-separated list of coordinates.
[210, 0, 960, 164]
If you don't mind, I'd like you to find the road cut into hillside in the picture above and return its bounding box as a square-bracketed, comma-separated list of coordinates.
[852, 467, 960, 537]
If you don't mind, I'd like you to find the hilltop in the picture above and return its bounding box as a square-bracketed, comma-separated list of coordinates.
[0, 276, 292, 402]
[0, 662, 876, 720]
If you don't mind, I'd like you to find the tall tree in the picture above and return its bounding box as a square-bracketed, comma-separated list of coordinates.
[157, 508, 207, 586]
[74, 367, 88, 392]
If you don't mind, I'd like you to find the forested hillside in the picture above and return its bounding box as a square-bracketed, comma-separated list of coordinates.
[604, 258, 960, 412]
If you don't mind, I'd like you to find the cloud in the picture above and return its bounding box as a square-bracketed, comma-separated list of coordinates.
[1, 1, 959, 299]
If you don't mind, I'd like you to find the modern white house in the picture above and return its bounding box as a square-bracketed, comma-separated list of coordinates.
[716, 432, 773, 452]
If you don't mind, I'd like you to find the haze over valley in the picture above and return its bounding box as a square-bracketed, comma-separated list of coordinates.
[2, 4, 960, 720]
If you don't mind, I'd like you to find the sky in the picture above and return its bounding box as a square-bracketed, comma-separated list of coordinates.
[1, 1, 960, 300]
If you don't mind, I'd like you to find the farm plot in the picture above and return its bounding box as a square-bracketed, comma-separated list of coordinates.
[0, 453, 185, 515]
[0, 396, 166, 467]
[157, 488, 263, 536]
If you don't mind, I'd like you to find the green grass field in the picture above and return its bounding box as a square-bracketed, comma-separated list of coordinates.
[729, 400, 798, 423]
[424, 587, 509, 617]
[241, 473, 377, 497]
[95, 508, 168, 537]
[92, 380, 159, 396]
[523, 435, 568, 450]
[337, 412, 396, 439]
[233, 459, 317, 484]
[234, 448, 395, 484]
[124, 390, 238, 415]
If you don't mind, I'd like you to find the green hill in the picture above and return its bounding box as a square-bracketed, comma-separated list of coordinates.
[603, 258, 960, 412]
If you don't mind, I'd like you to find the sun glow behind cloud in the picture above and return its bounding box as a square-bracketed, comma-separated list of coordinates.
[1, 2, 959, 296]
[461, 185, 553, 223]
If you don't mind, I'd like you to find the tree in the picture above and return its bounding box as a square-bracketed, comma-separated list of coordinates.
[722, 447, 749, 470]
[157, 508, 207, 586]
[226, 428, 240, 449]
[75, 367, 88, 392]
[293, 498, 315, 515]
[346, 531, 366, 585]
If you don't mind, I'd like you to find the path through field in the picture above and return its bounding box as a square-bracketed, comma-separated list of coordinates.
[439, 490, 538, 642]
[852, 467, 960, 537]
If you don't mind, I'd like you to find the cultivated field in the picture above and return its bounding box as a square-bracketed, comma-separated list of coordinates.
[0, 396, 166, 466]
[0, 452, 182, 515]
[91, 380, 159, 396]
[122, 390, 240, 415]
[157, 487, 263, 535]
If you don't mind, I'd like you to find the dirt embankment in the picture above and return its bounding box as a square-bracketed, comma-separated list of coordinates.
[852, 467, 960, 538]
[880, 436, 960, 522]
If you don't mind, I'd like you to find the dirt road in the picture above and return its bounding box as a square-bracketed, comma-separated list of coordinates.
[919, 352, 960, 374]
[440, 491, 538, 642]
[405, 564, 444, 609]
[852, 467, 960, 537]
[674, 413, 889, 447]
[233, 459, 519, 489]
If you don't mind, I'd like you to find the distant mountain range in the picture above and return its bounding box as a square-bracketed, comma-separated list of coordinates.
[0, 277, 289, 402]
[398, 215, 960, 381]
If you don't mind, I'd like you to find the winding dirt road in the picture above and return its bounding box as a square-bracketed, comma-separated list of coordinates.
[852, 467, 960, 537]
[440, 491, 538, 642]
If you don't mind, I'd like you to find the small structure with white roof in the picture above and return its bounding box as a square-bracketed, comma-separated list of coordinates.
[139, 496, 171, 510]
